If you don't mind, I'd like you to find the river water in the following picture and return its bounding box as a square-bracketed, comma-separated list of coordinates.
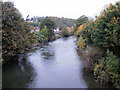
[3, 36, 109, 88]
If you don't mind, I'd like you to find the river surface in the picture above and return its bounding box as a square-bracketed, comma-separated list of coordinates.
[3, 36, 109, 88]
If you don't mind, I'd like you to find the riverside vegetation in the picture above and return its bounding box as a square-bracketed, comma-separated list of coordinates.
[1, 1, 120, 88]
[75, 2, 120, 88]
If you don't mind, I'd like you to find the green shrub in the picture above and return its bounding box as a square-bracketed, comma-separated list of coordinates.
[61, 25, 71, 37]
[94, 50, 120, 87]
[77, 35, 86, 48]
[35, 26, 48, 43]
[105, 50, 120, 87]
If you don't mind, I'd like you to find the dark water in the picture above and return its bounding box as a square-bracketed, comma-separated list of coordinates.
[3, 36, 109, 88]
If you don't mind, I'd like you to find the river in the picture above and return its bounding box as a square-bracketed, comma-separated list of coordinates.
[3, 36, 109, 88]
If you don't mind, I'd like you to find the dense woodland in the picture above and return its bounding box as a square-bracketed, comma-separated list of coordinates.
[1, 1, 120, 88]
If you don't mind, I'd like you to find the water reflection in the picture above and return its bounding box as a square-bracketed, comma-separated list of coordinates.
[2, 55, 36, 88]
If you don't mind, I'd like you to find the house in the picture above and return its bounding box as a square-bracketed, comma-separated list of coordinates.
[30, 27, 40, 33]
[54, 27, 61, 34]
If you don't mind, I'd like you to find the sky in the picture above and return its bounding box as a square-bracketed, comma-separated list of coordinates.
[3, 0, 119, 19]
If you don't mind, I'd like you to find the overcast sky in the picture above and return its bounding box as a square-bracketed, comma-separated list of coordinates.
[4, 0, 119, 19]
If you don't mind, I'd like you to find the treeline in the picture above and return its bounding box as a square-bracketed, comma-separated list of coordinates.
[75, 2, 120, 88]
[27, 16, 76, 28]
[26, 14, 76, 42]
[30, 17, 75, 43]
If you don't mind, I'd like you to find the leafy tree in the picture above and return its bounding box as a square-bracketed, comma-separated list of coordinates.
[2, 2, 32, 61]
[76, 15, 89, 28]
[80, 20, 95, 44]
[70, 26, 75, 35]
[75, 24, 84, 36]
[91, 2, 120, 47]
[61, 25, 70, 37]
[76, 2, 120, 49]
[35, 25, 48, 43]
[40, 18, 56, 41]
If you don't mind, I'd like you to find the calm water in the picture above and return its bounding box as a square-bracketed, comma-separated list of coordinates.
[3, 36, 109, 88]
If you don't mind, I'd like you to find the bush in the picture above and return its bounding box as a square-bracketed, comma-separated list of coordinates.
[77, 35, 86, 48]
[105, 50, 120, 87]
[35, 26, 48, 43]
[61, 25, 71, 37]
[94, 50, 120, 87]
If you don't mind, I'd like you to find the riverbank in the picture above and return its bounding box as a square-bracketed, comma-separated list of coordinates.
[77, 45, 119, 89]
[2, 34, 62, 65]
[77, 45, 104, 72]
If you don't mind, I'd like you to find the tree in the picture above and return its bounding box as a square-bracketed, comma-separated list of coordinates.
[40, 18, 56, 41]
[75, 24, 84, 36]
[35, 25, 48, 43]
[91, 2, 120, 47]
[76, 15, 89, 28]
[2, 2, 32, 61]
[61, 25, 70, 37]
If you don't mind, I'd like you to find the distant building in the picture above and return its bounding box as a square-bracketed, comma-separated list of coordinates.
[54, 27, 61, 34]
[30, 27, 40, 33]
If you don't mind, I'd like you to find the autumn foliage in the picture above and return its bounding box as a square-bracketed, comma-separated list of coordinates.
[75, 24, 84, 36]
[75, 2, 120, 88]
